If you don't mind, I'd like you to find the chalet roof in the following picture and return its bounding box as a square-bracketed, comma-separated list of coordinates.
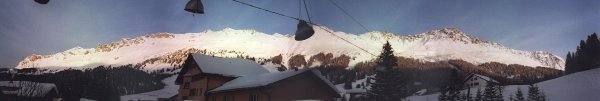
[464, 74, 499, 83]
[191, 54, 269, 77]
[209, 69, 340, 94]
[0, 81, 58, 97]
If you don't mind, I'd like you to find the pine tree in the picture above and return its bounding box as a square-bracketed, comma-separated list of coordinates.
[566, 33, 600, 74]
[483, 82, 503, 101]
[527, 84, 546, 101]
[495, 86, 503, 101]
[461, 92, 470, 101]
[440, 85, 467, 101]
[587, 33, 600, 70]
[565, 52, 573, 73]
[439, 88, 449, 101]
[344, 81, 352, 90]
[513, 88, 525, 101]
[368, 41, 410, 101]
[509, 95, 515, 101]
[450, 86, 464, 101]
[475, 88, 483, 101]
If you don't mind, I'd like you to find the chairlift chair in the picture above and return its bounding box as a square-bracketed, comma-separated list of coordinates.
[294, 20, 315, 41]
[185, 0, 204, 14]
[34, 0, 49, 4]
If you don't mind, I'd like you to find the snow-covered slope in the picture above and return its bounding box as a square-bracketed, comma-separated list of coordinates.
[407, 68, 600, 101]
[14, 26, 564, 72]
[120, 75, 179, 101]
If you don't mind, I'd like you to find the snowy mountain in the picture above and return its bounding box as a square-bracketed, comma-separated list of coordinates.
[14, 26, 565, 72]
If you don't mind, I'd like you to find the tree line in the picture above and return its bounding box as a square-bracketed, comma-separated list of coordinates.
[0, 65, 169, 101]
[317, 41, 554, 101]
[566, 33, 600, 74]
[439, 83, 547, 101]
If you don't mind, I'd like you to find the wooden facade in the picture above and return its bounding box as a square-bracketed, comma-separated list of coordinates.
[463, 74, 499, 89]
[175, 54, 341, 101]
[207, 70, 341, 101]
[176, 54, 237, 101]
[0, 81, 61, 101]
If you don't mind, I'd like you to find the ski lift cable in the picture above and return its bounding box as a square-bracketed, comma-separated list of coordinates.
[304, 0, 375, 56]
[232, 0, 305, 23]
[315, 25, 377, 56]
[327, 0, 369, 32]
[299, 0, 302, 20]
[302, 0, 312, 23]
[289, 0, 303, 57]
[232, 0, 377, 57]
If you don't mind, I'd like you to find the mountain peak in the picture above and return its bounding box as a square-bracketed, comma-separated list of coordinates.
[417, 28, 486, 44]
[423, 28, 468, 37]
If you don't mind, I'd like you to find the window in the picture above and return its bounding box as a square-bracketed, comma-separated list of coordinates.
[189, 88, 197, 96]
[474, 83, 479, 86]
[199, 88, 203, 95]
[192, 74, 204, 81]
[223, 95, 233, 101]
[249, 94, 258, 101]
[211, 96, 217, 101]
[184, 82, 190, 89]
[182, 96, 188, 100]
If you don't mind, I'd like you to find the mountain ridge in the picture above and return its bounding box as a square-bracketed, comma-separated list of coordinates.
[14, 26, 565, 72]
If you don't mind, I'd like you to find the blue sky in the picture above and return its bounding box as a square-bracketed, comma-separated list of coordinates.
[0, 0, 598, 67]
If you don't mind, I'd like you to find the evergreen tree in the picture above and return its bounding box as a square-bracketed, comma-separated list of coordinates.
[527, 84, 546, 101]
[344, 81, 353, 89]
[483, 82, 503, 101]
[565, 52, 573, 73]
[495, 86, 504, 101]
[509, 95, 515, 101]
[368, 41, 410, 101]
[439, 88, 449, 101]
[462, 93, 471, 101]
[513, 88, 526, 101]
[565, 33, 600, 74]
[475, 88, 483, 101]
[448, 86, 462, 101]
[439, 85, 467, 101]
[587, 33, 600, 70]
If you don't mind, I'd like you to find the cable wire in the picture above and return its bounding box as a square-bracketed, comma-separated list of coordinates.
[302, 0, 312, 22]
[327, 0, 369, 32]
[314, 26, 377, 56]
[232, 0, 377, 57]
[233, 0, 303, 22]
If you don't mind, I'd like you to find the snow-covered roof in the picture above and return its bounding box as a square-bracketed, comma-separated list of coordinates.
[192, 54, 269, 77]
[209, 69, 340, 93]
[474, 74, 497, 82]
[464, 74, 499, 83]
[0, 81, 58, 97]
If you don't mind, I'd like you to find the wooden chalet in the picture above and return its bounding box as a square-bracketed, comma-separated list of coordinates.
[175, 54, 341, 101]
[463, 74, 499, 89]
[0, 81, 61, 101]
